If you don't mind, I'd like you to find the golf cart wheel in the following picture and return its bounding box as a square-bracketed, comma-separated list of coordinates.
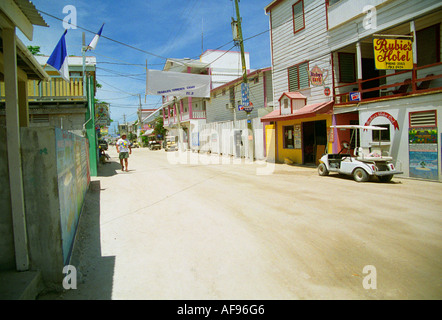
[379, 174, 393, 183]
[353, 168, 369, 182]
[318, 163, 329, 176]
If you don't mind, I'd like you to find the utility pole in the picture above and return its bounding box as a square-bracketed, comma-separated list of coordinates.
[232, 0, 254, 161]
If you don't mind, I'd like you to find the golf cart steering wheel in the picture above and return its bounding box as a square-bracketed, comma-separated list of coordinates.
[338, 141, 350, 154]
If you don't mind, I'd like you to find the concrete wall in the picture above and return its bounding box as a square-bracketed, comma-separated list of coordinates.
[0, 127, 15, 271]
[0, 126, 90, 288]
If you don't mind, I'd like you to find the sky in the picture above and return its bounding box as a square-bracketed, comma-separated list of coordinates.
[18, 0, 272, 135]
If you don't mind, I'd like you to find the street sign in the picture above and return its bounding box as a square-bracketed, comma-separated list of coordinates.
[241, 82, 250, 106]
[243, 102, 254, 113]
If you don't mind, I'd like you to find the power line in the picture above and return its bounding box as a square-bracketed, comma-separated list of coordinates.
[38, 9, 172, 62]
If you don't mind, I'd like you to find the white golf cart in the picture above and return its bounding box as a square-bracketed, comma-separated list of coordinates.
[318, 125, 403, 182]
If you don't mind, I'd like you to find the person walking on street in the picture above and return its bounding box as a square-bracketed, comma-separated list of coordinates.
[116, 133, 132, 172]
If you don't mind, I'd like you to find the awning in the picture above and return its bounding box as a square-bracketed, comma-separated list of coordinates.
[261, 101, 333, 122]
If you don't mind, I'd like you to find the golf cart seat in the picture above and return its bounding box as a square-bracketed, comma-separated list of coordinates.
[355, 147, 393, 161]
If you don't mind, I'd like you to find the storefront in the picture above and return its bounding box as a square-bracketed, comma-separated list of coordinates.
[261, 94, 333, 165]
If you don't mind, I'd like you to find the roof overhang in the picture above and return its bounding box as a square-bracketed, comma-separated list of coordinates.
[0, 33, 49, 81]
[0, 0, 48, 41]
[261, 101, 334, 122]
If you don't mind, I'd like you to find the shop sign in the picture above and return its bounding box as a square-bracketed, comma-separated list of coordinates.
[373, 38, 413, 70]
[309, 65, 328, 87]
[324, 87, 331, 96]
[364, 111, 399, 130]
[349, 92, 361, 101]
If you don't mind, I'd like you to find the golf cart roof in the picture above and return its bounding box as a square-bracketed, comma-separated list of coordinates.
[331, 125, 388, 130]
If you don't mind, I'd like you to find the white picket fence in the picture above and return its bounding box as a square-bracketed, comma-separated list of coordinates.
[190, 118, 265, 160]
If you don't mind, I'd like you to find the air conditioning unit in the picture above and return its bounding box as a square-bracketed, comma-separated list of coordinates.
[226, 103, 234, 110]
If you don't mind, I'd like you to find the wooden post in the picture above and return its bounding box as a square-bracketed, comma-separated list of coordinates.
[18, 80, 29, 127]
[356, 41, 363, 94]
[3, 27, 29, 271]
[410, 20, 418, 93]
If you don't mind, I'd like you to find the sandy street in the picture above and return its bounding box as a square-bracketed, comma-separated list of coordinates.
[41, 147, 442, 300]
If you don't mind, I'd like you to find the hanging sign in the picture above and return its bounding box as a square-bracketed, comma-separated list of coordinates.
[373, 38, 413, 70]
[241, 82, 250, 106]
[309, 65, 328, 87]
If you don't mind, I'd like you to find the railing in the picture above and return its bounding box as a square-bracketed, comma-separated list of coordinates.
[163, 110, 206, 126]
[334, 62, 442, 105]
[192, 110, 206, 119]
[0, 77, 86, 102]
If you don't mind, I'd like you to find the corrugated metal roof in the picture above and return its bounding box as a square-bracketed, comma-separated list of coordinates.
[13, 0, 48, 27]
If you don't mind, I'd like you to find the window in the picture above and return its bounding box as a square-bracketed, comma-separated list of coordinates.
[292, 0, 305, 34]
[417, 24, 440, 67]
[283, 126, 295, 149]
[283, 98, 289, 109]
[288, 61, 309, 91]
[338, 52, 356, 83]
[372, 124, 390, 142]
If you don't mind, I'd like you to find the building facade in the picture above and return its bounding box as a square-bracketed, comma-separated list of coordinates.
[264, 0, 442, 180]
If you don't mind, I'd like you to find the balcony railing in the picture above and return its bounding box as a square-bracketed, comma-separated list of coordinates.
[334, 62, 442, 105]
[163, 110, 206, 126]
[0, 76, 86, 102]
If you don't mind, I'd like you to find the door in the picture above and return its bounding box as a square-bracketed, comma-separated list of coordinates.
[362, 58, 380, 99]
[302, 120, 327, 165]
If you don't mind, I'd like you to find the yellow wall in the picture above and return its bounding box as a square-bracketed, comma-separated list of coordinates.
[276, 114, 333, 164]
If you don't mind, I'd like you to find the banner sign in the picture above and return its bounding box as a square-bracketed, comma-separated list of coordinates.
[147, 69, 211, 98]
[364, 111, 399, 130]
[373, 38, 413, 70]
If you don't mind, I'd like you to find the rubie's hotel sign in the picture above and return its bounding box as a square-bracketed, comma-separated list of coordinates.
[373, 38, 413, 70]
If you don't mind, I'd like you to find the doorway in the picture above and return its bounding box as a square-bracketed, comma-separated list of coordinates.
[302, 120, 327, 165]
[362, 58, 380, 99]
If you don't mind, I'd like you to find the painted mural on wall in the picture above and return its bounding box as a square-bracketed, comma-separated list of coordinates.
[56, 128, 90, 263]
[408, 127, 438, 180]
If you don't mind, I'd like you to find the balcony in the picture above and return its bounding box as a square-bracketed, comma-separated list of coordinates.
[0, 76, 86, 102]
[163, 110, 206, 127]
[334, 62, 442, 106]
[327, 0, 391, 30]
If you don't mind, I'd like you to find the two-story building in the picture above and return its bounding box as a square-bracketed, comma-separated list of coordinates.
[0, 55, 97, 136]
[196, 66, 273, 159]
[263, 0, 442, 181]
[161, 50, 251, 150]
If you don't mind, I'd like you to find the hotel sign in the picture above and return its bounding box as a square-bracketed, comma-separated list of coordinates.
[373, 38, 413, 70]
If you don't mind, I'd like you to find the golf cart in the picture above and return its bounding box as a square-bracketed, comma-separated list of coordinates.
[164, 135, 178, 152]
[147, 135, 161, 150]
[318, 125, 403, 182]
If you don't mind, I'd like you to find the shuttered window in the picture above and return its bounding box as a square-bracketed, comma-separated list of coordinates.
[338, 52, 356, 83]
[288, 61, 309, 91]
[292, 0, 305, 34]
[409, 110, 437, 127]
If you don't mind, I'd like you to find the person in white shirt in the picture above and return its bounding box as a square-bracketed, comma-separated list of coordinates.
[116, 133, 132, 172]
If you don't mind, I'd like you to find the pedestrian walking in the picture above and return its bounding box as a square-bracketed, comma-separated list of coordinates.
[116, 133, 132, 171]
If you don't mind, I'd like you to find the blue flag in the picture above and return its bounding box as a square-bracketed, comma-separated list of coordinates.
[47, 30, 69, 82]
